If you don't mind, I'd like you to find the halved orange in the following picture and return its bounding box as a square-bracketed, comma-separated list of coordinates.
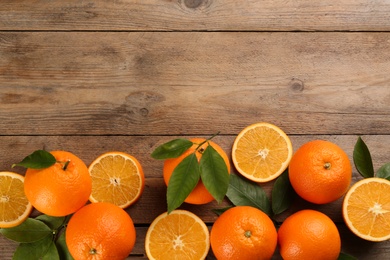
[343, 177, 390, 242]
[232, 122, 293, 182]
[145, 210, 210, 260]
[0, 171, 33, 228]
[88, 151, 145, 209]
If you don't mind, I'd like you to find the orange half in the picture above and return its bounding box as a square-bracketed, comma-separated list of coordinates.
[232, 122, 293, 182]
[145, 210, 210, 260]
[88, 151, 145, 209]
[0, 172, 33, 228]
[343, 177, 390, 242]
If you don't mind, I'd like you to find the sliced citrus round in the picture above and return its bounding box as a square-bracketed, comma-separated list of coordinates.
[145, 210, 210, 260]
[88, 151, 145, 209]
[343, 177, 390, 242]
[232, 122, 293, 182]
[0, 171, 33, 228]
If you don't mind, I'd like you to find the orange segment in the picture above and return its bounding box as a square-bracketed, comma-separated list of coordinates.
[343, 177, 390, 242]
[145, 210, 210, 260]
[0, 171, 33, 228]
[232, 122, 293, 182]
[88, 151, 145, 209]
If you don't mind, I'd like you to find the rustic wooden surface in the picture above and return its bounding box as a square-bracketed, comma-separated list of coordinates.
[1, 1, 390, 259]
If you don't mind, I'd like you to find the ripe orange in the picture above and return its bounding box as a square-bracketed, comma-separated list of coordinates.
[278, 209, 341, 260]
[210, 206, 277, 260]
[88, 151, 145, 209]
[343, 177, 390, 242]
[145, 209, 210, 260]
[163, 138, 230, 205]
[66, 202, 136, 260]
[0, 172, 33, 228]
[24, 151, 92, 217]
[232, 122, 293, 183]
[288, 140, 352, 204]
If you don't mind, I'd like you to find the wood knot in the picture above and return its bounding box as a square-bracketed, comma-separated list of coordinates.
[184, 0, 203, 8]
[289, 78, 304, 92]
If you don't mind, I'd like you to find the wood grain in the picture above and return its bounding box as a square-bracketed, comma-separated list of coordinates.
[1, 0, 390, 31]
[1, 32, 390, 135]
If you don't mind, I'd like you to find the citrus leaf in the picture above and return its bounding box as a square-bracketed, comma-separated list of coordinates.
[271, 169, 296, 215]
[337, 252, 357, 260]
[0, 218, 51, 243]
[167, 153, 200, 213]
[353, 137, 374, 178]
[376, 162, 390, 180]
[151, 139, 193, 159]
[36, 215, 66, 230]
[13, 235, 59, 260]
[199, 145, 230, 203]
[226, 173, 272, 217]
[56, 231, 74, 260]
[12, 150, 56, 169]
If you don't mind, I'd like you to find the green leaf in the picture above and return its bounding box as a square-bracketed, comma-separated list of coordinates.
[12, 150, 56, 169]
[377, 162, 390, 180]
[272, 169, 296, 215]
[13, 235, 59, 260]
[36, 215, 66, 230]
[0, 218, 51, 243]
[337, 252, 357, 260]
[167, 153, 200, 213]
[151, 139, 193, 159]
[226, 173, 272, 217]
[353, 137, 374, 178]
[56, 231, 74, 260]
[199, 145, 230, 203]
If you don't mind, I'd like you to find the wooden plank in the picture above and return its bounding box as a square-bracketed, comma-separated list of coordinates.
[1, 1, 390, 31]
[1, 32, 390, 135]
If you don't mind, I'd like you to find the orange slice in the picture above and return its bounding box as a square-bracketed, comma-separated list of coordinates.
[145, 210, 210, 260]
[88, 151, 145, 209]
[342, 177, 390, 242]
[232, 122, 293, 182]
[0, 171, 33, 228]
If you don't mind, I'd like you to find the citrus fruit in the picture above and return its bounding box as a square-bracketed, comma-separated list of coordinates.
[210, 206, 277, 260]
[24, 151, 92, 217]
[342, 177, 390, 242]
[0, 171, 33, 228]
[232, 122, 293, 183]
[145, 209, 209, 260]
[66, 202, 136, 260]
[278, 209, 341, 260]
[288, 140, 352, 204]
[163, 138, 230, 205]
[88, 151, 145, 208]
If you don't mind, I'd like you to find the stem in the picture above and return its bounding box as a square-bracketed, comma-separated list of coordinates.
[195, 132, 220, 151]
[57, 160, 71, 170]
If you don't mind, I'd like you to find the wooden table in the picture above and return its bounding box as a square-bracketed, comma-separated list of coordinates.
[1, 1, 390, 259]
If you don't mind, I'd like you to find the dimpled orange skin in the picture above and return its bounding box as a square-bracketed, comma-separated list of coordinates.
[163, 138, 231, 205]
[66, 202, 136, 260]
[24, 151, 92, 217]
[288, 140, 352, 204]
[278, 209, 341, 260]
[210, 206, 277, 260]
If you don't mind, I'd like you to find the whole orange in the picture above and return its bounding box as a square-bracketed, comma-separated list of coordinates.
[210, 206, 277, 260]
[163, 138, 230, 204]
[66, 202, 136, 260]
[288, 140, 352, 204]
[24, 150, 92, 216]
[278, 209, 341, 260]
